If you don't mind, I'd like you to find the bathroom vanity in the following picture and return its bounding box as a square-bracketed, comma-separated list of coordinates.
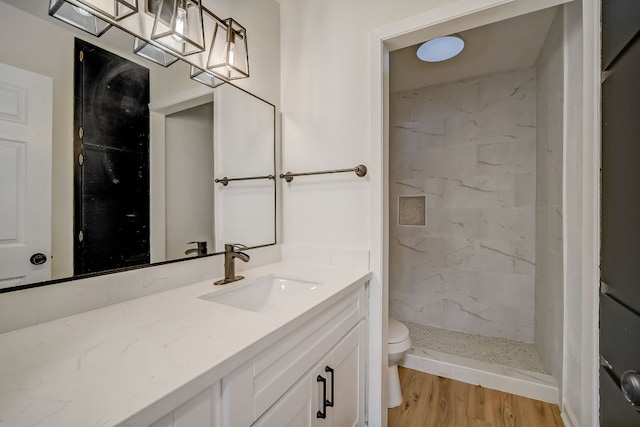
[0, 263, 370, 427]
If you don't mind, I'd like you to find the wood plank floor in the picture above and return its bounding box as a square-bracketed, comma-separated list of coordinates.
[388, 367, 563, 427]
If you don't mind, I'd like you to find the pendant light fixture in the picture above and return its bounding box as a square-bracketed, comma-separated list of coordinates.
[206, 13, 249, 80]
[151, 0, 205, 57]
[49, 0, 112, 37]
[133, 37, 179, 67]
[72, 0, 138, 21]
[49, 0, 251, 85]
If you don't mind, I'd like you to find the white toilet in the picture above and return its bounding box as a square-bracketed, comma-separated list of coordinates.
[388, 318, 411, 408]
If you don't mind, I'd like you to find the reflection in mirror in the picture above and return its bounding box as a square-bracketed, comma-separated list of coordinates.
[0, 1, 276, 291]
[164, 103, 216, 262]
[213, 84, 276, 252]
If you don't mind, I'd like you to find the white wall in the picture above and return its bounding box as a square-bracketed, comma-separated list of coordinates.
[535, 8, 565, 387]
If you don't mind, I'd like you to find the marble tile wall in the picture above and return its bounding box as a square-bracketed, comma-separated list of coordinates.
[389, 68, 537, 343]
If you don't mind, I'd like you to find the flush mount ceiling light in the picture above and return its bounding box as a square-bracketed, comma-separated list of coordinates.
[416, 35, 464, 62]
[49, 0, 112, 36]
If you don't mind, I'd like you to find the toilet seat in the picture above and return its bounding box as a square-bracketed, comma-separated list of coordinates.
[388, 318, 409, 344]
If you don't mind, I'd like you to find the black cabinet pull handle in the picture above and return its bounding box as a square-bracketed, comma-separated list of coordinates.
[317, 375, 327, 419]
[325, 366, 335, 408]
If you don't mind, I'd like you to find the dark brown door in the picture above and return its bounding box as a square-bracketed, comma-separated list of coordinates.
[74, 39, 150, 275]
[600, 1, 640, 424]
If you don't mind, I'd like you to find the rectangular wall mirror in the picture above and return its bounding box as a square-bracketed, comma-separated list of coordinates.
[0, 0, 276, 291]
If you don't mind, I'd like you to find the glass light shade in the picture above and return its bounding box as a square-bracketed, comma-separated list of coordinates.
[190, 66, 225, 88]
[49, 0, 112, 37]
[133, 37, 179, 67]
[416, 35, 465, 62]
[73, 0, 138, 21]
[151, 0, 205, 57]
[206, 16, 249, 80]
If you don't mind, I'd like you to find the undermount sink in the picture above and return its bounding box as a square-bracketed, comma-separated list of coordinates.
[199, 275, 321, 312]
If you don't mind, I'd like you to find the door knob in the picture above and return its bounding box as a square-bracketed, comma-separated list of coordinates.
[621, 370, 640, 408]
[30, 253, 47, 266]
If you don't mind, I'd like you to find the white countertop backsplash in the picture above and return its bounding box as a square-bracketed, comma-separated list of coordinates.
[0, 262, 371, 427]
[0, 245, 281, 335]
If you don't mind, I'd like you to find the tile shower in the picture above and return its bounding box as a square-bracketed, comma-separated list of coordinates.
[389, 10, 564, 388]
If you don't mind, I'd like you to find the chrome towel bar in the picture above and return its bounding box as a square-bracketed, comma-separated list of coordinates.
[215, 174, 275, 186]
[279, 164, 367, 183]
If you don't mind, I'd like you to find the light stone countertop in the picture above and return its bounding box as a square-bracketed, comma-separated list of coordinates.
[0, 262, 371, 427]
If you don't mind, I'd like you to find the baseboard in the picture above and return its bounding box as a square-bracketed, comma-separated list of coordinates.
[402, 349, 559, 404]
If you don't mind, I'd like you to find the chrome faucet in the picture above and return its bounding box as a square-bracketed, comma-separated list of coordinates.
[214, 243, 250, 285]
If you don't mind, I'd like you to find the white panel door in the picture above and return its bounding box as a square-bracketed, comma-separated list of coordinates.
[0, 62, 52, 289]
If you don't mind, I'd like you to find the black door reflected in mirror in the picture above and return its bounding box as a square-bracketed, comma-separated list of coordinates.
[74, 39, 151, 276]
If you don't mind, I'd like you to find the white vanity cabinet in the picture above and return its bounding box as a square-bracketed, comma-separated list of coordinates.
[147, 283, 366, 427]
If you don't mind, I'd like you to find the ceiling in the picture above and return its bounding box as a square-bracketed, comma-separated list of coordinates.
[389, 6, 559, 93]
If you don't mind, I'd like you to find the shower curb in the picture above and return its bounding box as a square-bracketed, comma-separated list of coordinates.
[402, 348, 559, 404]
